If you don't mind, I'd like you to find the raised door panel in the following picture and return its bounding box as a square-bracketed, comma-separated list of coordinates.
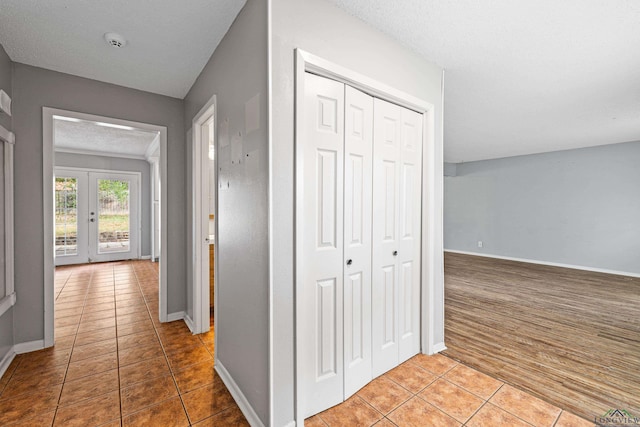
[372, 98, 402, 377]
[398, 108, 423, 362]
[300, 73, 345, 417]
[343, 86, 373, 398]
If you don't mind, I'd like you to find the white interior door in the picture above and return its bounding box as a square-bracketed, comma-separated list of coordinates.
[300, 73, 345, 417]
[371, 99, 402, 376]
[371, 98, 423, 376]
[54, 169, 89, 266]
[192, 98, 216, 335]
[397, 107, 423, 362]
[88, 172, 140, 263]
[150, 159, 160, 262]
[343, 85, 374, 398]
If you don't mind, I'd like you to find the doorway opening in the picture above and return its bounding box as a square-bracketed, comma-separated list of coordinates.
[43, 108, 168, 347]
[189, 95, 216, 335]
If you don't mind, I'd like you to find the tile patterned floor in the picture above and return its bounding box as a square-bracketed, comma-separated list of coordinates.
[0, 260, 597, 426]
[0, 260, 248, 426]
[306, 354, 596, 427]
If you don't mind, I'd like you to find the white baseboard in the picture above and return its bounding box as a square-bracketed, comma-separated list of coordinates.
[216, 360, 264, 427]
[444, 249, 640, 278]
[14, 339, 45, 354]
[166, 311, 185, 322]
[184, 314, 195, 334]
[140, 255, 151, 260]
[0, 347, 16, 379]
[432, 342, 447, 354]
[283, 422, 296, 427]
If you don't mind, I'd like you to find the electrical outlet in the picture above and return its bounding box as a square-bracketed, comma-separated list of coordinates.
[477, 240, 483, 248]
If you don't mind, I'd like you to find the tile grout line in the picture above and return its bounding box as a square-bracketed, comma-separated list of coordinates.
[442, 354, 585, 425]
[132, 261, 194, 426]
[112, 263, 125, 426]
[53, 264, 96, 426]
[460, 383, 505, 427]
[8, 261, 240, 426]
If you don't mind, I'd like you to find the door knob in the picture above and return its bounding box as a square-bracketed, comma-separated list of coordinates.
[346, 259, 353, 266]
[393, 250, 398, 256]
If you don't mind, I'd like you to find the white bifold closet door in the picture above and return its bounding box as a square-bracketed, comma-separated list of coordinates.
[300, 72, 422, 417]
[343, 85, 374, 398]
[371, 98, 423, 377]
[300, 73, 347, 417]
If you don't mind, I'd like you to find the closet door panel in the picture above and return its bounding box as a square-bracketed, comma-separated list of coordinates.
[372, 98, 402, 377]
[398, 108, 423, 362]
[301, 73, 346, 416]
[344, 86, 374, 397]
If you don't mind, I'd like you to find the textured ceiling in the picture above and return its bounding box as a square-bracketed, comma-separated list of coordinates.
[54, 119, 158, 158]
[0, 0, 246, 98]
[330, 0, 640, 162]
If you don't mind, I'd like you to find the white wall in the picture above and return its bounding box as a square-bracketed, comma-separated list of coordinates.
[183, 0, 269, 424]
[445, 141, 640, 275]
[270, 0, 444, 424]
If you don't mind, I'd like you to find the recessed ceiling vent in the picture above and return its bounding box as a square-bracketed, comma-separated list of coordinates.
[104, 32, 127, 48]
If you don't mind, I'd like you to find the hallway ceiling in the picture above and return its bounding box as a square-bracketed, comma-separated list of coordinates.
[330, 0, 640, 162]
[0, 0, 246, 99]
[54, 118, 159, 159]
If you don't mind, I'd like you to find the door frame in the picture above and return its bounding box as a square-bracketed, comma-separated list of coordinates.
[43, 107, 169, 347]
[190, 95, 217, 334]
[293, 49, 443, 424]
[53, 167, 142, 264]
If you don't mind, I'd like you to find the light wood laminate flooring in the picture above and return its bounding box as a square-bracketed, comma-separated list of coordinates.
[443, 252, 640, 421]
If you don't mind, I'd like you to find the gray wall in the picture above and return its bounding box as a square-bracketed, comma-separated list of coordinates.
[183, 0, 269, 424]
[444, 141, 640, 274]
[0, 43, 13, 365]
[12, 64, 186, 343]
[55, 152, 153, 257]
[271, 0, 444, 424]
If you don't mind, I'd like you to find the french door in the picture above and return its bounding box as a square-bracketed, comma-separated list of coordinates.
[55, 168, 140, 266]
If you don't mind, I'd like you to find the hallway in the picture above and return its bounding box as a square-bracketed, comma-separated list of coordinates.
[0, 260, 247, 426]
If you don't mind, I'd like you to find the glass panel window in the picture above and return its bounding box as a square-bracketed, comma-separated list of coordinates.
[97, 179, 131, 254]
[55, 177, 78, 256]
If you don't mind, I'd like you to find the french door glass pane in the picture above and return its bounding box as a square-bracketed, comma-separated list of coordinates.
[55, 177, 78, 256]
[97, 179, 130, 254]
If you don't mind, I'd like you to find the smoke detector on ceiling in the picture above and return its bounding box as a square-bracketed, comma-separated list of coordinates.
[104, 32, 127, 48]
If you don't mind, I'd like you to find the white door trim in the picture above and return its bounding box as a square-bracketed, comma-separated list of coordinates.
[191, 95, 217, 334]
[293, 49, 442, 425]
[0, 124, 15, 318]
[43, 107, 169, 348]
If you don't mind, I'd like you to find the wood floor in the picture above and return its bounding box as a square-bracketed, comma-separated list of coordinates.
[443, 252, 640, 421]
